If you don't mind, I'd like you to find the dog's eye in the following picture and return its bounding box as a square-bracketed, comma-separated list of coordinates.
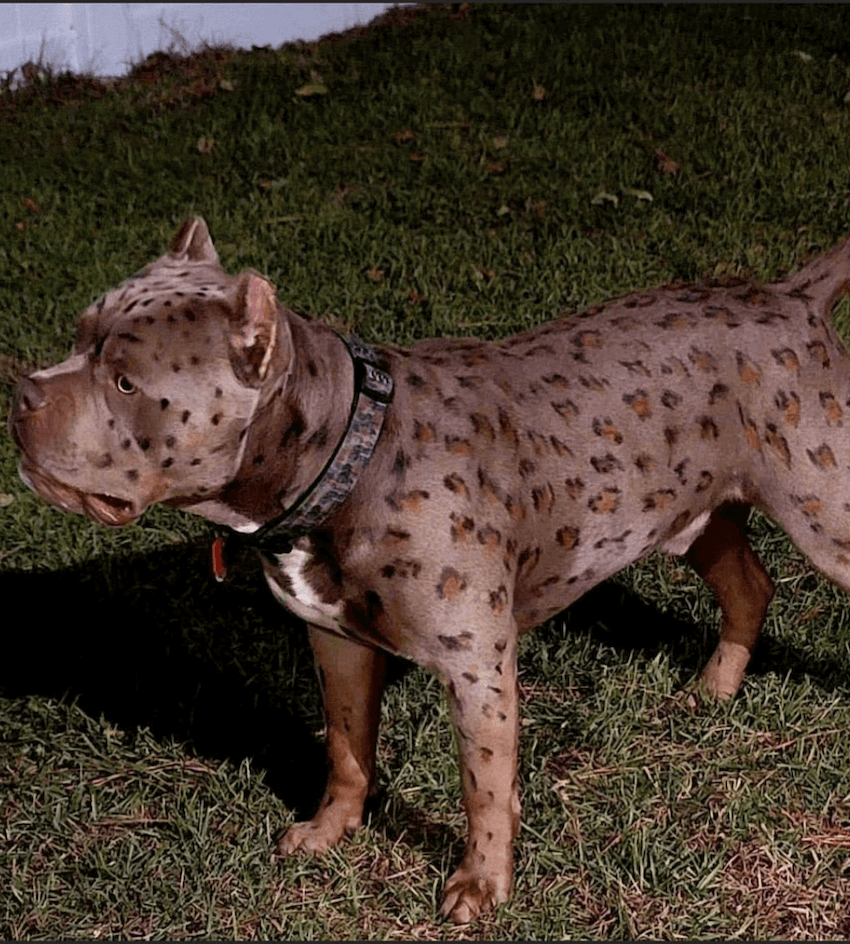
[116, 375, 136, 394]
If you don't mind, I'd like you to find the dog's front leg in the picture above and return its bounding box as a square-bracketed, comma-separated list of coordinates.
[437, 618, 521, 924]
[278, 625, 386, 853]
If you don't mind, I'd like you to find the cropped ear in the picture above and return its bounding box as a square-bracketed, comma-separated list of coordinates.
[169, 216, 219, 264]
[229, 272, 287, 387]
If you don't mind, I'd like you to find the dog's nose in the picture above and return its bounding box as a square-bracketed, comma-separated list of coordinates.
[18, 376, 47, 413]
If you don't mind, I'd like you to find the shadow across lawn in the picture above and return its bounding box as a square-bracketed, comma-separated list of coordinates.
[2, 538, 847, 819]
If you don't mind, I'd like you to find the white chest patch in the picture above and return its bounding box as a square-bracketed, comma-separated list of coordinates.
[264, 547, 350, 633]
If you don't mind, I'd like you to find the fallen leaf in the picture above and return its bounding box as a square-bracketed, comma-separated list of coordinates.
[394, 129, 415, 143]
[655, 149, 680, 175]
[295, 82, 328, 97]
[591, 191, 619, 206]
[792, 49, 813, 62]
[471, 263, 495, 281]
[409, 152, 425, 163]
[492, 135, 509, 149]
[485, 161, 506, 175]
[365, 268, 385, 283]
[626, 188, 653, 202]
[532, 84, 547, 101]
[219, 79, 235, 91]
[197, 136, 215, 154]
[21, 197, 40, 213]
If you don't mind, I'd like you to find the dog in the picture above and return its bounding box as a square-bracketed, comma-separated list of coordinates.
[11, 217, 850, 922]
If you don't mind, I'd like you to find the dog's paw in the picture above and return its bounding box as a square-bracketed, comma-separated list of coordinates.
[276, 806, 361, 856]
[439, 864, 509, 924]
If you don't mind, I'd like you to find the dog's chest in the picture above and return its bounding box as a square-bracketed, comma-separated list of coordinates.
[262, 546, 351, 633]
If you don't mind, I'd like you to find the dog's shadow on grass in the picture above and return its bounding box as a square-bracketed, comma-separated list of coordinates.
[1, 541, 846, 827]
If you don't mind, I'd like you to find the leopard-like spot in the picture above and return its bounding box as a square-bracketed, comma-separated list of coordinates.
[570, 329, 602, 348]
[565, 477, 585, 499]
[820, 391, 842, 426]
[590, 453, 624, 475]
[477, 525, 502, 549]
[765, 424, 791, 468]
[792, 494, 823, 518]
[695, 470, 713, 492]
[531, 483, 555, 513]
[551, 400, 580, 423]
[444, 473, 470, 498]
[708, 382, 729, 405]
[698, 416, 719, 439]
[808, 444, 837, 469]
[445, 435, 473, 456]
[517, 545, 541, 573]
[772, 347, 801, 371]
[386, 489, 430, 512]
[592, 417, 623, 443]
[436, 567, 468, 602]
[634, 453, 654, 474]
[775, 390, 801, 426]
[735, 351, 762, 386]
[489, 585, 509, 615]
[737, 404, 760, 451]
[807, 340, 831, 368]
[588, 487, 621, 514]
[381, 558, 423, 579]
[470, 413, 496, 440]
[623, 389, 652, 419]
[414, 420, 436, 444]
[642, 488, 676, 511]
[450, 512, 475, 543]
[689, 346, 718, 373]
[656, 311, 693, 330]
[549, 435, 573, 457]
[555, 525, 580, 549]
[619, 359, 652, 377]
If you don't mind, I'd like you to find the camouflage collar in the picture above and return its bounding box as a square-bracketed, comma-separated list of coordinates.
[212, 336, 393, 577]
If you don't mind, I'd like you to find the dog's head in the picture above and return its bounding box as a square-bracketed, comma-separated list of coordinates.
[10, 218, 286, 525]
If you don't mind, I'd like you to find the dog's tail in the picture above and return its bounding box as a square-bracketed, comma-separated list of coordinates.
[786, 237, 850, 313]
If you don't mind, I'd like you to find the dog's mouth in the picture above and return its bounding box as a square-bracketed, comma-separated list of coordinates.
[18, 459, 140, 527]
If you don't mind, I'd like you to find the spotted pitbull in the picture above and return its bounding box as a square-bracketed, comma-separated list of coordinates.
[11, 218, 850, 922]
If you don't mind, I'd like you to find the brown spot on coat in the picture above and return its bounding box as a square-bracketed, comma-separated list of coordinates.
[450, 513, 475, 544]
[820, 391, 842, 426]
[642, 489, 676, 512]
[589, 487, 621, 514]
[437, 567, 468, 601]
[592, 417, 623, 443]
[689, 346, 718, 373]
[556, 525, 580, 549]
[386, 489, 430, 512]
[775, 390, 801, 426]
[623, 389, 652, 419]
[470, 412, 496, 440]
[765, 424, 792, 468]
[772, 347, 801, 371]
[551, 400, 580, 423]
[808, 444, 837, 469]
[444, 473, 470, 498]
[807, 341, 831, 368]
[445, 435, 473, 456]
[736, 351, 762, 386]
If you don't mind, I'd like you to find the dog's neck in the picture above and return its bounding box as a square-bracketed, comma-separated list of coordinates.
[178, 311, 355, 531]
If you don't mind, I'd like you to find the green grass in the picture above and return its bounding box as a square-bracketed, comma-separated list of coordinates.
[3, 3, 850, 938]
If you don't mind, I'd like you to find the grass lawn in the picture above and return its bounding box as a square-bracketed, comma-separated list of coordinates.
[3, 3, 850, 938]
